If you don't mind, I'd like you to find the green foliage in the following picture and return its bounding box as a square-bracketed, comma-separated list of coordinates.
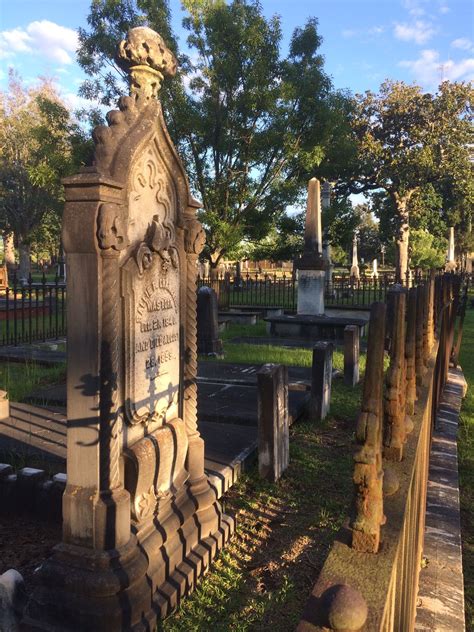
[0, 72, 90, 261]
[458, 305, 474, 629]
[409, 228, 446, 270]
[77, 0, 352, 266]
[339, 80, 473, 278]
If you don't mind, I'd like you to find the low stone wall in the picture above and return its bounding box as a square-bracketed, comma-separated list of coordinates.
[297, 349, 436, 631]
[297, 273, 465, 632]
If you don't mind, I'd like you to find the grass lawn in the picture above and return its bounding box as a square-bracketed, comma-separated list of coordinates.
[161, 383, 359, 632]
[458, 306, 474, 631]
[163, 322, 363, 631]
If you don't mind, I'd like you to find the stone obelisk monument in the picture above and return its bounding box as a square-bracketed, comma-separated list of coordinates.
[350, 234, 360, 280]
[446, 226, 457, 272]
[296, 178, 326, 315]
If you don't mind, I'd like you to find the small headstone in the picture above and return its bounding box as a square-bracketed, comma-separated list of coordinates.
[257, 364, 289, 482]
[0, 569, 26, 632]
[310, 342, 334, 421]
[0, 266, 8, 291]
[197, 286, 223, 355]
[344, 325, 360, 386]
[0, 390, 8, 420]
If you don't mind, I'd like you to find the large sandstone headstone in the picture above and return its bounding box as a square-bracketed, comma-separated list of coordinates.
[24, 27, 233, 630]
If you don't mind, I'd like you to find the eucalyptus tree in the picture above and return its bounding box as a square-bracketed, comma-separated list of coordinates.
[338, 80, 473, 281]
[0, 72, 88, 277]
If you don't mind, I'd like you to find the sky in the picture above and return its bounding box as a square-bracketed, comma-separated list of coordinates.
[0, 0, 473, 114]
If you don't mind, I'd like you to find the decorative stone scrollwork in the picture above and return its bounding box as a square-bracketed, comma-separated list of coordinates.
[185, 218, 206, 256]
[117, 27, 177, 79]
[117, 27, 177, 101]
[97, 203, 128, 251]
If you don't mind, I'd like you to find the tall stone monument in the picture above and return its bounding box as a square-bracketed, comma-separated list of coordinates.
[446, 226, 457, 272]
[25, 27, 233, 630]
[350, 234, 360, 281]
[296, 178, 325, 315]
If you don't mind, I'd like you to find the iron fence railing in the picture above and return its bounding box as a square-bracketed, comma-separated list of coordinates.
[0, 272, 66, 346]
[197, 270, 430, 311]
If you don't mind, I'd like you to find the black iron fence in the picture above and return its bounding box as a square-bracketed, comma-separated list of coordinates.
[197, 270, 429, 311]
[0, 272, 66, 346]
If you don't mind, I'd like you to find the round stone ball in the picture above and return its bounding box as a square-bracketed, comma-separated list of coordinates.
[326, 584, 368, 631]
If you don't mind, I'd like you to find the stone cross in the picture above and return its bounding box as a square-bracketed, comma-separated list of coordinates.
[446, 226, 457, 271]
[296, 178, 325, 315]
[25, 27, 233, 629]
[352, 301, 386, 553]
[350, 234, 360, 280]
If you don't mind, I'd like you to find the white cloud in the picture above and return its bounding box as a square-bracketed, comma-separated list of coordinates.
[394, 20, 437, 45]
[439, 4, 450, 14]
[452, 37, 474, 51]
[341, 25, 385, 39]
[0, 20, 78, 65]
[402, 0, 426, 17]
[400, 49, 474, 87]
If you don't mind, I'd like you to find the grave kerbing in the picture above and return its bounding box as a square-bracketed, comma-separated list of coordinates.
[24, 27, 233, 630]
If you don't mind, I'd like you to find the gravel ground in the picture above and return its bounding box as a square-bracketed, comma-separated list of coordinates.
[0, 514, 61, 590]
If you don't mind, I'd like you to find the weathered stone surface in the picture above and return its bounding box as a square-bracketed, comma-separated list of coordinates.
[297, 270, 325, 315]
[310, 342, 333, 421]
[257, 364, 289, 482]
[197, 286, 223, 355]
[405, 287, 417, 416]
[296, 178, 325, 315]
[0, 569, 26, 632]
[383, 465, 400, 496]
[24, 26, 232, 630]
[384, 286, 408, 462]
[343, 325, 359, 386]
[324, 584, 368, 631]
[352, 302, 386, 553]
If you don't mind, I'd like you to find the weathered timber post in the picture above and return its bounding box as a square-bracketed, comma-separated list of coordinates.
[384, 286, 410, 461]
[405, 287, 417, 417]
[416, 282, 427, 391]
[257, 364, 289, 482]
[352, 302, 386, 553]
[310, 342, 334, 421]
[344, 325, 360, 387]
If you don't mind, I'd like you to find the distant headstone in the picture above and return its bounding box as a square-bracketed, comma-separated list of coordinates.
[310, 342, 333, 421]
[257, 364, 289, 482]
[197, 286, 223, 355]
[0, 266, 8, 291]
[344, 325, 360, 386]
[25, 26, 233, 630]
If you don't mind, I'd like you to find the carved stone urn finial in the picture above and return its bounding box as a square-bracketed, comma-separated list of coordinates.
[117, 27, 177, 100]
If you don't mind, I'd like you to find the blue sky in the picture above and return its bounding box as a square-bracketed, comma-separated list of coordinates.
[0, 0, 473, 113]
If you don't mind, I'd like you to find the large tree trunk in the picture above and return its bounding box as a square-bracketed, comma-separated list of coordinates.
[394, 194, 412, 284]
[18, 241, 31, 281]
[3, 232, 15, 270]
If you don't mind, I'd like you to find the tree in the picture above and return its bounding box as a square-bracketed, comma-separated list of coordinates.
[409, 228, 446, 270]
[338, 80, 473, 281]
[0, 72, 90, 278]
[77, 0, 352, 271]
